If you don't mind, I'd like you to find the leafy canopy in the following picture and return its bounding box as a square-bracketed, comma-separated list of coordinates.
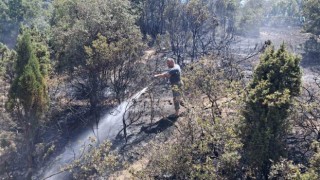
[303, 0, 320, 35]
[6, 30, 48, 119]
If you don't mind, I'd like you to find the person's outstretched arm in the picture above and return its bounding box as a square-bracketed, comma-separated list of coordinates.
[154, 72, 170, 78]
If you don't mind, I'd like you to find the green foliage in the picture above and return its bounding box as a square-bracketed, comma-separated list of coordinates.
[240, 44, 302, 178]
[3, 28, 49, 179]
[7, 30, 48, 118]
[0, 43, 16, 79]
[85, 33, 142, 103]
[141, 140, 193, 179]
[135, 0, 167, 38]
[267, 142, 320, 179]
[62, 140, 117, 179]
[215, 0, 239, 32]
[137, 109, 242, 179]
[163, 0, 189, 63]
[268, 143, 320, 180]
[51, 0, 141, 71]
[308, 141, 320, 176]
[0, 131, 17, 158]
[0, 130, 17, 177]
[184, 60, 243, 179]
[269, 0, 301, 17]
[269, 158, 316, 180]
[237, 0, 266, 36]
[186, 0, 209, 60]
[135, 60, 243, 179]
[303, 0, 320, 35]
[186, 0, 209, 30]
[0, 0, 48, 46]
[26, 27, 51, 77]
[264, 0, 302, 27]
[51, 0, 143, 114]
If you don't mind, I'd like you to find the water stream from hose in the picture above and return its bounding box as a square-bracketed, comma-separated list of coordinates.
[41, 87, 148, 180]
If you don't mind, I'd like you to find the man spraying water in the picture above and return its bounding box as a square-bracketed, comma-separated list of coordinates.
[154, 58, 183, 117]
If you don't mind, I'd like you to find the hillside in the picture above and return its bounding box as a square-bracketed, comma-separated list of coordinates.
[2, 0, 320, 180]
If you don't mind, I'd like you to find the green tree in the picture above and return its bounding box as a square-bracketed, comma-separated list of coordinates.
[165, 0, 189, 64]
[264, 0, 303, 27]
[6, 30, 48, 179]
[84, 32, 142, 115]
[269, 141, 320, 179]
[134, 60, 243, 179]
[240, 44, 301, 179]
[215, 0, 239, 34]
[135, 0, 167, 39]
[303, 0, 320, 35]
[0, 43, 17, 179]
[51, 0, 143, 123]
[237, 0, 266, 36]
[269, 158, 318, 179]
[0, 0, 46, 47]
[0, 43, 16, 80]
[269, 0, 301, 17]
[186, 0, 209, 61]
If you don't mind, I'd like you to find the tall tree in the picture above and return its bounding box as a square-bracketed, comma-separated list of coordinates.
[186, 0, 209, 61]
[240, 44, 301, 179]
[0, 43, 16, 80]
[268, 0, 300, 17]
[0, 0, 46, 47]
[165, 0, 189, 64]
[303, 0, 320, 35]
[237, 0, 266, 36]
[137, 0, 167, 39]
[6, 30, 48, 179]
[215, 0, 239, 34]
[51, 0, 143, 122]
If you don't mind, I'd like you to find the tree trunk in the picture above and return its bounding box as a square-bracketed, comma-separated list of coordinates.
[123, 115, 127, 143]
[89, 71, 100, 117]
[25, 115, 36, 180]
[192, 30, 197, 62]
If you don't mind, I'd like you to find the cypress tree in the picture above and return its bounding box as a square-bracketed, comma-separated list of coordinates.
[240, 44, 301, 179]
[6, 31, 48, 179]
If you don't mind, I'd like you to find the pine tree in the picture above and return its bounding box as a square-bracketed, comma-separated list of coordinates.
[6, 30, 48, 179]
[240, 44, 301, 179]
[303, 0, 320, 35]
